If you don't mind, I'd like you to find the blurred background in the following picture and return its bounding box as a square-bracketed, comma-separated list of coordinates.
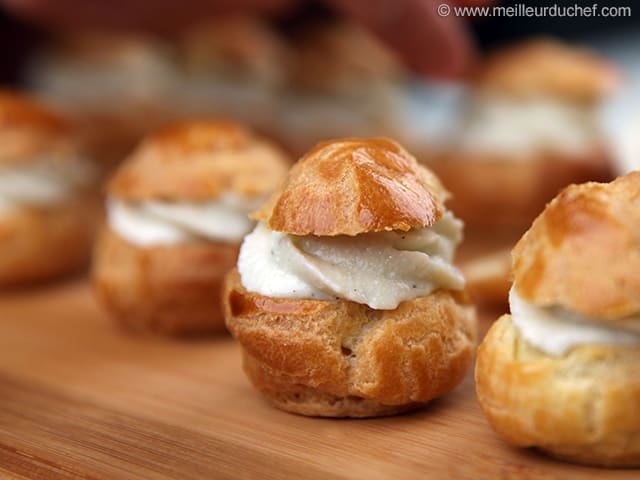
[0, 0, 639, 236]
[0, 0, 637, 165]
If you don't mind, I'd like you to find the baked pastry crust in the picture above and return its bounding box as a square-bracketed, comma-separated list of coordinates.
[30, 32, 181, 173]
[0, 90, 74, 164]
[424, 39, 617, 230]
[0, 92, 99, 286]
[512, 171, 640, 324]
[224, 269, 476, 417]
[253, 137, 449, 236]
[93, 227, 239, 335]
[472, 38, 620, 102]
[290, 21, 403, 94]
[461, 248, 512, 306]
[428, 147, 614, 230]
[476, 314, 640, 467]
[108, 120, 290, 201]
[180, 16, 291, 86]
[96, 120, 289, 334]
[71, 107, 167, 175]
[0, 194, 100, 287]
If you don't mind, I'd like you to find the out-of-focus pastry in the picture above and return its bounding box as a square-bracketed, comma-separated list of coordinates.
[275, 21, 406, 156]
[461, 247, 512, 306]
[0, 91, 99, 286]
[429, 38, 619, 230]
[476, 172, 640, 467]
[27, 32, 178, 172]
[92, 120, 289, 335]
[289, 20, 403, 95]
[224, 137, 476, 417]
[177, 16, 291, 133]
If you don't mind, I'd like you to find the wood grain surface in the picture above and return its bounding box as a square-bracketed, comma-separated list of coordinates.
[0, 277, 637, 480]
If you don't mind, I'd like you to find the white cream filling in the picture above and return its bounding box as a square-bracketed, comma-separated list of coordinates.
[609, 113, 640, 175]
[238, 212, 465, 310]
[0, 159, 95, 211]
[107, 193, 263, 246]
[509, 286, 640, 356]
[30, 47, 177, 106]
[459, 95, 597, 157]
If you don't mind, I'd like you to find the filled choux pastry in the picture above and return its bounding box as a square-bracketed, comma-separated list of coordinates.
[27, 32, 179, 172]
[476, 172, 640, 467]
[0, 91, 99, 287]
[224, 137, 477, 417]
[92, 120, 289, 335]
[429, 38, 618, 230]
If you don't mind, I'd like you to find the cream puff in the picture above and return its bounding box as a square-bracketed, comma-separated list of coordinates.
[180, 16, 290, 89]
[92, 120, 289, 335]
[27, 32, 179, 172]
[289, 20, 404, 96]
[224, 137, 477, 417]
[429, 38, 619, 231]
[176, 16, 291, 133]
[476, 172, 640, 467]
[0, 91, 99, 286]
[274, 20, 405, 156]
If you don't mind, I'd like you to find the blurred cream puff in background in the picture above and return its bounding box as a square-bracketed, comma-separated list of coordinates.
[428, 37, 619, 232]
[0, 90, 100, 286]
[92, 119, 289, 335]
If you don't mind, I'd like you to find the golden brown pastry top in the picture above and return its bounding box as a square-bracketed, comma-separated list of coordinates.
[291, 21, 404, 93]
[252, 137, 449, 236]
[472, 38, 619, 102]
[0, 90, 73, 164]
[512, 171, 640, 321]
[180, 16, 291, 85]
[107, 120, 290, 200]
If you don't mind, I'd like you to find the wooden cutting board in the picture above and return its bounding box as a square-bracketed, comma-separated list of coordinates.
[0, 278, 636, 480]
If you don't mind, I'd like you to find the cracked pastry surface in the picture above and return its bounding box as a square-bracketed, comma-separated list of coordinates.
[224, 137, 477, 417]
[225, 269, 475, 417]
[476, 172, 640, 467]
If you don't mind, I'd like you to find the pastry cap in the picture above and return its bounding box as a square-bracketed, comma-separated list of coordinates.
[0, 90, 74, 164]
[291, 21, 404, 93]
[252, 137, 449, 236]
[512, 171, 640, 322]
[472, 38, 620, 102]
[180, 16, 291, 85]
[108, 120, 290, 201]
